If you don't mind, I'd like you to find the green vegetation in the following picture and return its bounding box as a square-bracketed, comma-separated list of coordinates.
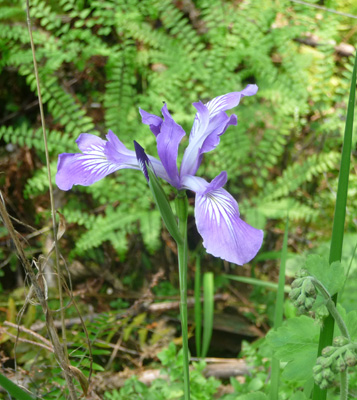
[0, 0, 357, 399]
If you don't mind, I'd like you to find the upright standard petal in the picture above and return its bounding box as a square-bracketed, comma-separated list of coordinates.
[105, 130, 171, 183]
[180, 102, 210, 176]
[181, 85, 257, 177]
[139, 108, 163, 137]
[156, 104, 186, 188]
[56, 133, 123, 191]
[180, 109, 237, 176]
[183, 172, 263, 265]
[205, 84, 258, 118]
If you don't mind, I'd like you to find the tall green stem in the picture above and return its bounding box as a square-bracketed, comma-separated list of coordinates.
[270, 218, 289, 400]
[176, 191, 190, 400]
[312, 50, 356, 400]
[340, 371, 348, 400]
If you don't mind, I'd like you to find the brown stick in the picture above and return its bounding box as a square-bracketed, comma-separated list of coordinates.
[0, 327, 54, 353]
[30, 293, 229, 331]
[0, 197, 77, 399]
[4, 321, 53, 349]
[94, 358, 249, 390]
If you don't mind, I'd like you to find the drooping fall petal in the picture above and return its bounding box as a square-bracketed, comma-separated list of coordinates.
[182, 173, 263, 265]
[195, 187, 263, 265]
[56, 134, 126, 191]
[56, 131, 169, 190]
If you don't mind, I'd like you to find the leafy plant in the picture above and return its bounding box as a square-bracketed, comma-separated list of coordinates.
[104, 343, 220, 400]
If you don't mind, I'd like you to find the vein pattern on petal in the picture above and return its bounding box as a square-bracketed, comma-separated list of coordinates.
[195, 187, 263, 265]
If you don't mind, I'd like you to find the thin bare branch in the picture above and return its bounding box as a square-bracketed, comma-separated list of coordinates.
[289, 0, 357, 19]
[0, 327, 54, 353]
[0, 196, 78, 399]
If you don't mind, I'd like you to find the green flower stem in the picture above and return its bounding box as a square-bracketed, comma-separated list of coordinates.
[340, 371, 348, 400]
[270, 218, 289, 400]
[176, 191, 190, 400]
[194, 256, 202, 358]
[311, 277, 350, 400]
[310, 277, 350, 340]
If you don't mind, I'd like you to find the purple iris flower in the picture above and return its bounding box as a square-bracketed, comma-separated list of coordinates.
[56, 85, 263, 265]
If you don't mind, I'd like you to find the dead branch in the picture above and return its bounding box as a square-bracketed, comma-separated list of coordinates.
[0, 196, 78, 398]
[295, 35, 355, 56]
[30, 293, 229, 331]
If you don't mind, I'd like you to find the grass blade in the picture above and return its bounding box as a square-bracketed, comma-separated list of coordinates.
[194, 256, 202, 358]
[0, 373, 35, 400]
[223, 275, 290, 292]
[201, 272, 214, 358]
[312, 50, 357, 400]
[270, 218, 289, 400]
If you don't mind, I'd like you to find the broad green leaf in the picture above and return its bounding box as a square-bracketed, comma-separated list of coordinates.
[248, 377, 264, 391]
[304, 254, 344, 296]
[344, 310, 357, 340]
[336, 304, 357, 340]
[266, 316, 319, 381]
[236, 392, 268, 400]
[291, 392, 309, 400]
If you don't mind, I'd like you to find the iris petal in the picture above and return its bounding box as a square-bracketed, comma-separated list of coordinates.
[56, 134, 123, 191]
[139, 108, 163, 137]
[183, 172, 263, 265]
[181, 85, 256, 177]
[205, 84, 258, 117]
[156, 104, 186, 188]
[195, 187, 263, 265]
[56, 131, 170, 190]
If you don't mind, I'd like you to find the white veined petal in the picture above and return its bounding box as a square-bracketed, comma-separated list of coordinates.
[194, 188, 263, 265]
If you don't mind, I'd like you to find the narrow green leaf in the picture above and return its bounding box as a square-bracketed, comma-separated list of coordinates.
[147, 168, 183, 246]
[194, 256, 202, 358]
[223, 274, 290, 292]
[0, 373, 35, 400]
[201, 272, 214, 358]
[270, 218, 289, 400]
[313, 50, 357, 400]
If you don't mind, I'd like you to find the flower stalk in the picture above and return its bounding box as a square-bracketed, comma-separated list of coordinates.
[176, 191, 190, 400]
[56, 84, 264, 400]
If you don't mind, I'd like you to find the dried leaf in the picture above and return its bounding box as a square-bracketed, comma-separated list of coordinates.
[56, 211, 66, 241]
[69, 365, 89, 396]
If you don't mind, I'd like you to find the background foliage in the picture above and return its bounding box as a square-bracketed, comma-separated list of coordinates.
[0, 0, 357, 398]
[1, 0, 356, 265]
